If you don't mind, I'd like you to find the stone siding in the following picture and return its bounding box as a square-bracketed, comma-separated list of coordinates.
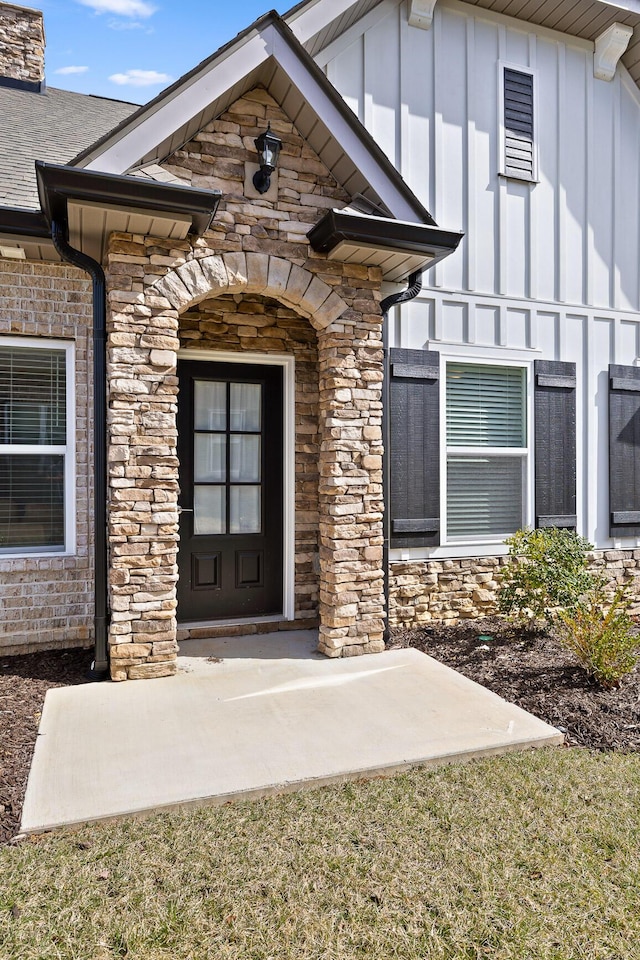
[389, 550, 640, 629]
[105, 86, 386, 679]
[180, 293, 320, 622]
[0, 3, 44, 84]
[0, 258, 94, 655]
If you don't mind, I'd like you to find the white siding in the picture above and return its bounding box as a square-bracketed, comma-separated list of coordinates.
[320, 0, 640, 310]
[320, 0, 640, 554]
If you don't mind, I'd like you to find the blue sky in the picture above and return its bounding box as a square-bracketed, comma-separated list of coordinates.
[39, 0, 291, 103]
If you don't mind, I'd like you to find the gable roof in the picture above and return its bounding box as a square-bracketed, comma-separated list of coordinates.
[0, 85, 137, 210]
[71, 12, 434, 227]
[285, 0, 640, 88]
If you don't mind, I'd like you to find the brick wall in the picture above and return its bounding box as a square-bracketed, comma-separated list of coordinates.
[0, 258, 94, 655]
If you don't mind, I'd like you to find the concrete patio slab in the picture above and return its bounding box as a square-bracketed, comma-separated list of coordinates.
[21, 632, 563, 833]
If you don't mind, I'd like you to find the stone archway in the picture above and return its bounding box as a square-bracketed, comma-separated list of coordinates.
[151, 253, 348, 330]
[106, 241, 386, 680]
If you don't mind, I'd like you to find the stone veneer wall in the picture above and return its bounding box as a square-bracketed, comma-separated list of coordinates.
[388, 550, 640, 629]
[0, 2, 44, 84]
[0, 258, 94, 654]
[179, 293, 320, 624]
[105, 86, 386, 679]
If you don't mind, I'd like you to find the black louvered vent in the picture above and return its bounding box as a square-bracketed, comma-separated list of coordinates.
[504, 68, 534, 180]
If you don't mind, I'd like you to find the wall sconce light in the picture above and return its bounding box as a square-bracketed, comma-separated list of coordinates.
[253, 123, 282, 194]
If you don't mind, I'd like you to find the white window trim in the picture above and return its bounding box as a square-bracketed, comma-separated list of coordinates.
[0, 336, 76, 559]
[498, 60, 539, 184]
[178, 348, 296, 622]
[439, 355, 534, 551]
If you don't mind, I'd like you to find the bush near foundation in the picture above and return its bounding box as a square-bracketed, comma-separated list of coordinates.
[497, 527, 594, 621]
[556, 585, 640, 689]
[498, 527, 640, 687]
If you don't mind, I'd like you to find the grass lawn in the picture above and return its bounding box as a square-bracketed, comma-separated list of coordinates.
[1, 749, 640, 959]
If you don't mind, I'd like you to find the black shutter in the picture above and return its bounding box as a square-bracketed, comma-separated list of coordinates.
[389, 348, 440, 548]
[504, 68, 534, 180]
[534, 360, 576, 529]
[609, 364, 640, 537]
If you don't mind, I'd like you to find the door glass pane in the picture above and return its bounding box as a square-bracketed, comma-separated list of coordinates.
[230, 485, 261, 534]
[194, 434, 226, 482]
[230, 383, 261, 431]
[230, 435, 260, 482]
[194, 381, 226, 431]
[194, 485, 226, 535]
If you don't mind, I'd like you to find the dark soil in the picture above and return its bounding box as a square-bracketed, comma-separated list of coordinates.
[390, 617, 640, 753]
[0, 648, 90, 845]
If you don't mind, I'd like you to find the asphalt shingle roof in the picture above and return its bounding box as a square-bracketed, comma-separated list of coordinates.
[0, 84, 138, 210]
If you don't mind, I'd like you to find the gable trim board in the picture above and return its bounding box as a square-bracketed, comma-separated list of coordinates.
[70, 13, 434, 230]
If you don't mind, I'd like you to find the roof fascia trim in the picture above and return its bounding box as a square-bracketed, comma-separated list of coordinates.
[270, 28, 430, 222]
[285, 0, 364, 42]
[308, 207, 463, 256]
[79, 28, 272, 173]
[35, 162, 221, 236]
[0, 206, 49, 239]
[72, 12, 431, 224]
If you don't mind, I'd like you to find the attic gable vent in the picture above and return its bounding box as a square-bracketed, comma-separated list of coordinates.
[502, 67, 535, 182]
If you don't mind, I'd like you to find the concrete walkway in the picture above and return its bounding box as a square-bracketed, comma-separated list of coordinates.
[21, 631, 562, 833]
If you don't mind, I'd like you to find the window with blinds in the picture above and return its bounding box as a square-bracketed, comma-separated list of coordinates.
[503, 67, 535, 181]
[446, 363, 527, 540]
[0, 343, 70, 553]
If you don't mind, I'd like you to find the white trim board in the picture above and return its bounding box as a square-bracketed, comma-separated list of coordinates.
[78, 18, 424, 224]
[178, 348, 296, 622]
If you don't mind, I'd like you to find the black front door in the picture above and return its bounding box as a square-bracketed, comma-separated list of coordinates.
[177, 360, 283, 621]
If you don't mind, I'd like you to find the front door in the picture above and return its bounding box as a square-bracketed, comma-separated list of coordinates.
[177, 359, 283, 621]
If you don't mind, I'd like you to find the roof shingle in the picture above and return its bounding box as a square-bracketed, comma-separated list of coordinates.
[0, 84, 137, 210]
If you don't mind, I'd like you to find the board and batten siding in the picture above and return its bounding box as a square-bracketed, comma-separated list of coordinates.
[320, 0, 640, 310]
[319, 0, 640, 554]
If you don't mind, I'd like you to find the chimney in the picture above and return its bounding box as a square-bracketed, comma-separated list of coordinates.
[0, 2, 44, 92]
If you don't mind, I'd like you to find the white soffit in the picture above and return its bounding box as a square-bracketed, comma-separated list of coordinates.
[327, 240, 432, 281]
[77, 17, 424, 225]
[67, 200, 190, 263]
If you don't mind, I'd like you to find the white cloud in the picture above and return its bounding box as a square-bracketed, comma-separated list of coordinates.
[109, 68, 172, 87]
[76, 0, 156, 17]
[54, 65, 89, 75]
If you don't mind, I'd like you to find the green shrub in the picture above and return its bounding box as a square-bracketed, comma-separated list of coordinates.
[498, 527, 595, 621]
[556, 585, 640, 688]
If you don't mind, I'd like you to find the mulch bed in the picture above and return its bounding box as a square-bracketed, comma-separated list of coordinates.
[389, 617, 640, 753]
[2, 624, 640, 846]
[0, 648, 90, 846]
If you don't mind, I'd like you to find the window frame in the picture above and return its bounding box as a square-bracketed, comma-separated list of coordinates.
[440, 356, 534, 547]
[498, 60, 538, 184]
[0, 336, 76, 558]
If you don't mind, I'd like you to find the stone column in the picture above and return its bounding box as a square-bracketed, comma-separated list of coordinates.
[106, 241, 181, 680]
[316, 294, 386, 657]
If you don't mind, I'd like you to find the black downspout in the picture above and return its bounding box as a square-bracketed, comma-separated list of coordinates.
[51, 218, 109, 680]
[380, 270, 423, 642]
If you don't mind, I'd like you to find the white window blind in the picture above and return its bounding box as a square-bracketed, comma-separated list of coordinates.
[446, 363, 527, 540]
[0, 344, 69, 553]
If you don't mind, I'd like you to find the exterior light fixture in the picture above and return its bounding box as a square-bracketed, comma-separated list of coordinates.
[253, 123, 282, 194]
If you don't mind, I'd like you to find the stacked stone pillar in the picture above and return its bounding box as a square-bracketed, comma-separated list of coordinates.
[316, 307, 386, 657]
[106, 237, 182, 680]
